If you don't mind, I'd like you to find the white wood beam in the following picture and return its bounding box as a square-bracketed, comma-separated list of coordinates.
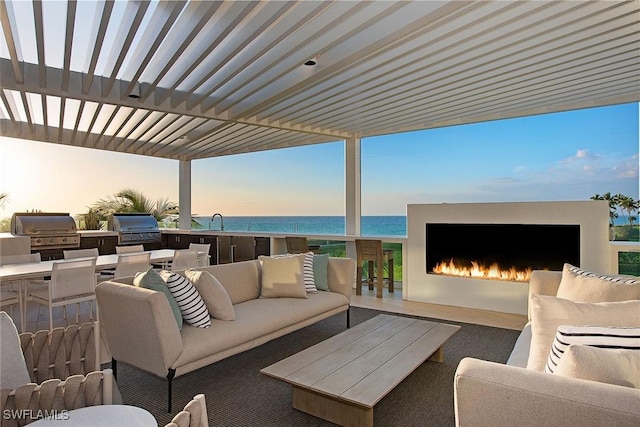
[0, 0, 23, 83]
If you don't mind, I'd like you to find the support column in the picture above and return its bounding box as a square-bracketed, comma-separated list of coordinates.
[178, 160, 191, 230]
[345, 138, 361, 261]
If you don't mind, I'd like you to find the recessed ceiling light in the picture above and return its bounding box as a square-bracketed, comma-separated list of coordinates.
[304, 56, 319, 66]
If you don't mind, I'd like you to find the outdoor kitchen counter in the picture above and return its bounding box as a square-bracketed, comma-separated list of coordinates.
[160, 229, 408, 243]
[78, 230, 119, 237]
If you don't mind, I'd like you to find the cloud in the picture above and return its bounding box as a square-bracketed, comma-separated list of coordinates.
[561, 149, 599, 163]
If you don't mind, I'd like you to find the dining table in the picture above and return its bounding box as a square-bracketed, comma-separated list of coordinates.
[0, 249, 185, 332]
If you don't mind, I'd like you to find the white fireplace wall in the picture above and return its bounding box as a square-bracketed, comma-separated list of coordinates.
[406, 201, 610, 315]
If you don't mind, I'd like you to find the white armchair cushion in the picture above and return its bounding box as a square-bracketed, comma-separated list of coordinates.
[557, 263, 639, 303]
[545, 325, 640, 373]
[554, 345, 640, 388]
[527, 295, 640, 371]
[0, 312, 31, 389]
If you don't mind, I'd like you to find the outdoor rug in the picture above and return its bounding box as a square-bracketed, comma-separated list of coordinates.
[115, 307, 520, 426]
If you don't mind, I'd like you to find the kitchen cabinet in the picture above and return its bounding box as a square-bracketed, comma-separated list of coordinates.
[255, 237, 270, 258]
[34, 249, 64, 261]
[80, 235, 118, 255]
[232, 236, 255, 262]
[163, 233, 191, 249]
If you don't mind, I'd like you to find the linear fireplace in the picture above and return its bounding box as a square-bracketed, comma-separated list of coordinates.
[426, 223, 580, 281]
[406, 201, 610, 315]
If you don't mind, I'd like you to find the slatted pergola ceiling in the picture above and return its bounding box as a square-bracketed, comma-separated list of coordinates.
[0, 0, 638, 161]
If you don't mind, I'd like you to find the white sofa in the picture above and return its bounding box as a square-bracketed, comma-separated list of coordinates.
[454, 269, 640, 427]
[95, 257, 355, 412]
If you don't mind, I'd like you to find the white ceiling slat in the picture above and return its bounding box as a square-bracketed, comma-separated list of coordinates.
[190, 1, 334, 112]
[0, 0, 23, 83]
[154, 1, 261, 107]
[121, 1, 186, 100]
[82, 0, 114, 94]
[181, 1, 299, 111]
[138, 1, 223, 102]
[32, 0, 46, 87]
[0, 90, 17, 123]
[303, 9, 640, 133]
[200, 0, 367, 115]
[101, 0, 149, 97]
[0, 0, 637, 160]
[61, 0, 76, 92]
[220, 1, 417, 118]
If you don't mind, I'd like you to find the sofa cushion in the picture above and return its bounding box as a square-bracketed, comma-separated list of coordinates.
[554, 345, 640, 388]
[160, 271, 211, 328]
[202, 261, 261, 304]
[545, 325, 640, 373]
[0, 312, 31, 389]
[313, 254, 330, 291]
[259, 255, 307, 299]
[557, 263, 640, 303]
[302, 252, 317, 293]
[527, 294, 640, 371]
[185, 269, 235, 321]
[134, 268, 183, 330]
[175, 291, 350, 368]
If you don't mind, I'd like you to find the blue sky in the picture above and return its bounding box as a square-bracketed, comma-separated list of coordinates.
[1, 103, 638, 217]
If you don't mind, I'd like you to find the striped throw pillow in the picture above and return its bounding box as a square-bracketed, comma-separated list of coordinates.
[566, 264, 640, 284]
[545, 325, 640, 373]
[161, 271, 211, 328]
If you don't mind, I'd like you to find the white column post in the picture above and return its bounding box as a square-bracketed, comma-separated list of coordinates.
[178, 160, 191, 230]
[345, 137, 361, 261]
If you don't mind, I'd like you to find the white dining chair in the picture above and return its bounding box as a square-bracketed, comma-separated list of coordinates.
[28, 258, 98, 331]
[171, 249, 199, 271]
[63, 248, 100, 259]
[115, 245, 145, 254]
[114, 253, 151, 278]
[189, 243, 211, 266]
[0, 253, 45, 332]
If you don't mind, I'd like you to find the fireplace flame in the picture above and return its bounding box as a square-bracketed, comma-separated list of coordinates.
[433, 259, 532, 282]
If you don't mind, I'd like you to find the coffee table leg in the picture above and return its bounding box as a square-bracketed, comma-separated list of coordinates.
[428, 345, 444, 363]
[292, 386, 373, 427]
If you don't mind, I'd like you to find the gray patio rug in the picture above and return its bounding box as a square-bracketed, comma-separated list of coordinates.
[115, 307, 520, 426]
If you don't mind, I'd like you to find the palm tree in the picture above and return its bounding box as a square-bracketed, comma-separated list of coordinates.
[93, 188, 178, 221]
[92, 189, 202, 228]
[617, 194, 638, 226]
[0, 192, 8, 210]
[590, 192, 618, 226]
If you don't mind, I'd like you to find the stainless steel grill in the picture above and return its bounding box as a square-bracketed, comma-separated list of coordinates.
[11, 212, 80, 250]
[108, 213, 161, 245]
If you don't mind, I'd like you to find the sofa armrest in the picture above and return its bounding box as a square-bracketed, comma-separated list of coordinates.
[528, 270, 562, 320]
[454, 358, 640, 427]
[327, 257, 356, 301]
[96, 282, 183, 378]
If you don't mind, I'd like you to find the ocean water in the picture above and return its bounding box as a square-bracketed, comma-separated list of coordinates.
[193, 216, 407, 236]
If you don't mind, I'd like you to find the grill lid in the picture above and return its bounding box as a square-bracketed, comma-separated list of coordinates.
[109, 213, 159, 232]
[12, 212, 78, 235]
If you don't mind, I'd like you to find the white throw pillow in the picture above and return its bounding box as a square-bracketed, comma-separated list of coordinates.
[545, 325, 640, 373]
[259, 255, 308, 298]
[160, 271, 211, 328]
[185, 269, 235, 321]
[527, 294, 640, 371]
[0, 312, 31, 389]
[557, 263, 639, 302]
[554, 345, 640, 388]
[272, 253, 317, 293]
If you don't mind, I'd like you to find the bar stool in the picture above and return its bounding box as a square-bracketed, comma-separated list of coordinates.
[285, 236, 321, 254]
[355, 239, 394, 298]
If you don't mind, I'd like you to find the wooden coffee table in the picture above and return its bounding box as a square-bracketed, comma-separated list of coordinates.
[260, 314, 460, 427]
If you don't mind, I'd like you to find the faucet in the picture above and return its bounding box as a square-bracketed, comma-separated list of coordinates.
[210, 213, 224, 231]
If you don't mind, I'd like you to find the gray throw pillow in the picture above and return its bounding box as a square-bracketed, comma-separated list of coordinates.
[313, 254, 330, 291]
[134, 268, 183, 330]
